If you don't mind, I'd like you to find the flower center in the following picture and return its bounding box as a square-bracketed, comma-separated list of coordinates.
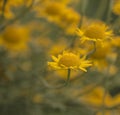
[45, 3, 62, 16]
[84, 25, 105, 39]
[3, 28, 23, 43]
[58, 53, 80, 67]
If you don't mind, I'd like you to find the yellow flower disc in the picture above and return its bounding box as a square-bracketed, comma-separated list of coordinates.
[44, 3, 63, 16]
[58, 53, 79, 67]
[84, 25, 105, 40]
[2, 27, 26, 43]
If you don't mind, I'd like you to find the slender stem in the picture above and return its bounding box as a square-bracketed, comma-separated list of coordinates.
[86, 41, 96, 59]
[40, 69, 71, 89]
[65, 69, 71, 86]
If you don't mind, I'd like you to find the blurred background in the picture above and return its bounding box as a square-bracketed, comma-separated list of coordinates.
[0, 0, 120, 115]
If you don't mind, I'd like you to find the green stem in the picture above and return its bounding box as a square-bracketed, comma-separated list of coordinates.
[65, 69, 71, 86]
[86, 41, 96, 59]
[40, 69, 71, 89]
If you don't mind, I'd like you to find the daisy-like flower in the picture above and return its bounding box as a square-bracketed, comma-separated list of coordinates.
[76, 22, 113, 43]
[48, 51, 92, 72]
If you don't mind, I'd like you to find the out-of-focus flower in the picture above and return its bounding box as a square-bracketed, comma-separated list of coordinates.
[111, 36, 120, 48]
[112, 0, 120, 15]
[0, 0, 14, 19]
[58, 8, 80, 35]
[48, 39, 67, 55]
[0, 25, 30, 52]
[34, 1, 80, 35]
[34, 1, 66, 20]
[0, 0, 33, 19]
[48, 51, 92, 72]
[96, 111, 111, 115]
[79, 87, 111, 107]
[76, 22, 113, 43]
[78, 86, 120, 114]
[90, 42, 117, 72]
[79, 86, 120, 107]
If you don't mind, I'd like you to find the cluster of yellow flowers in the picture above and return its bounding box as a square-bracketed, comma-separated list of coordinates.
[34, 0, 80, 34]
[48, 19, 118, 74]
[46, 2, 120, 114]
[1, 0, 120, 114]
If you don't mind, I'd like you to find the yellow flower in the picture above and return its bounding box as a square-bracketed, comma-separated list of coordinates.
[0, 25, 29, 52]
[111, 36, 120, 47]
[44, 2, 64, 16]
[112, 0, 120, 15]
[90, 42, 117, 72]
[96, 111, 111, 115]
[79, 86, 113, 107]
[35, 1, 65, 22]
[34, 1, 80, 35]
[0, 0, 32, 19]
[48, 38, 67, 55]
[78, 86, 120, 114]
[48, 51, 92, 72]
[76, 22, 113, 43]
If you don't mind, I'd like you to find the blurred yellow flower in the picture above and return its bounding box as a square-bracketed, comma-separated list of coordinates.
[111, 36, 120, 47]
[48, 39, 67, 55]
[112, 0, 120, 15]
[96, 111, 111, 115]
[79, 87, 111, 107]
[76, 23, 113, 43]
[0, 25, 29, 52]
[34, 1, 80, 35]
[90, 42, 117, 72]
[48, 51, 92, 72]
[0, 0, 33, 19]
[79, 86, 120, 114]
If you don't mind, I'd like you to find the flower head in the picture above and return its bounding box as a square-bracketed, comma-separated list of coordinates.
[76, 22, 113, 43]
[48, 51, 92, 72]
[112, 0, 120, 15]
[0, 25, 29, 52]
